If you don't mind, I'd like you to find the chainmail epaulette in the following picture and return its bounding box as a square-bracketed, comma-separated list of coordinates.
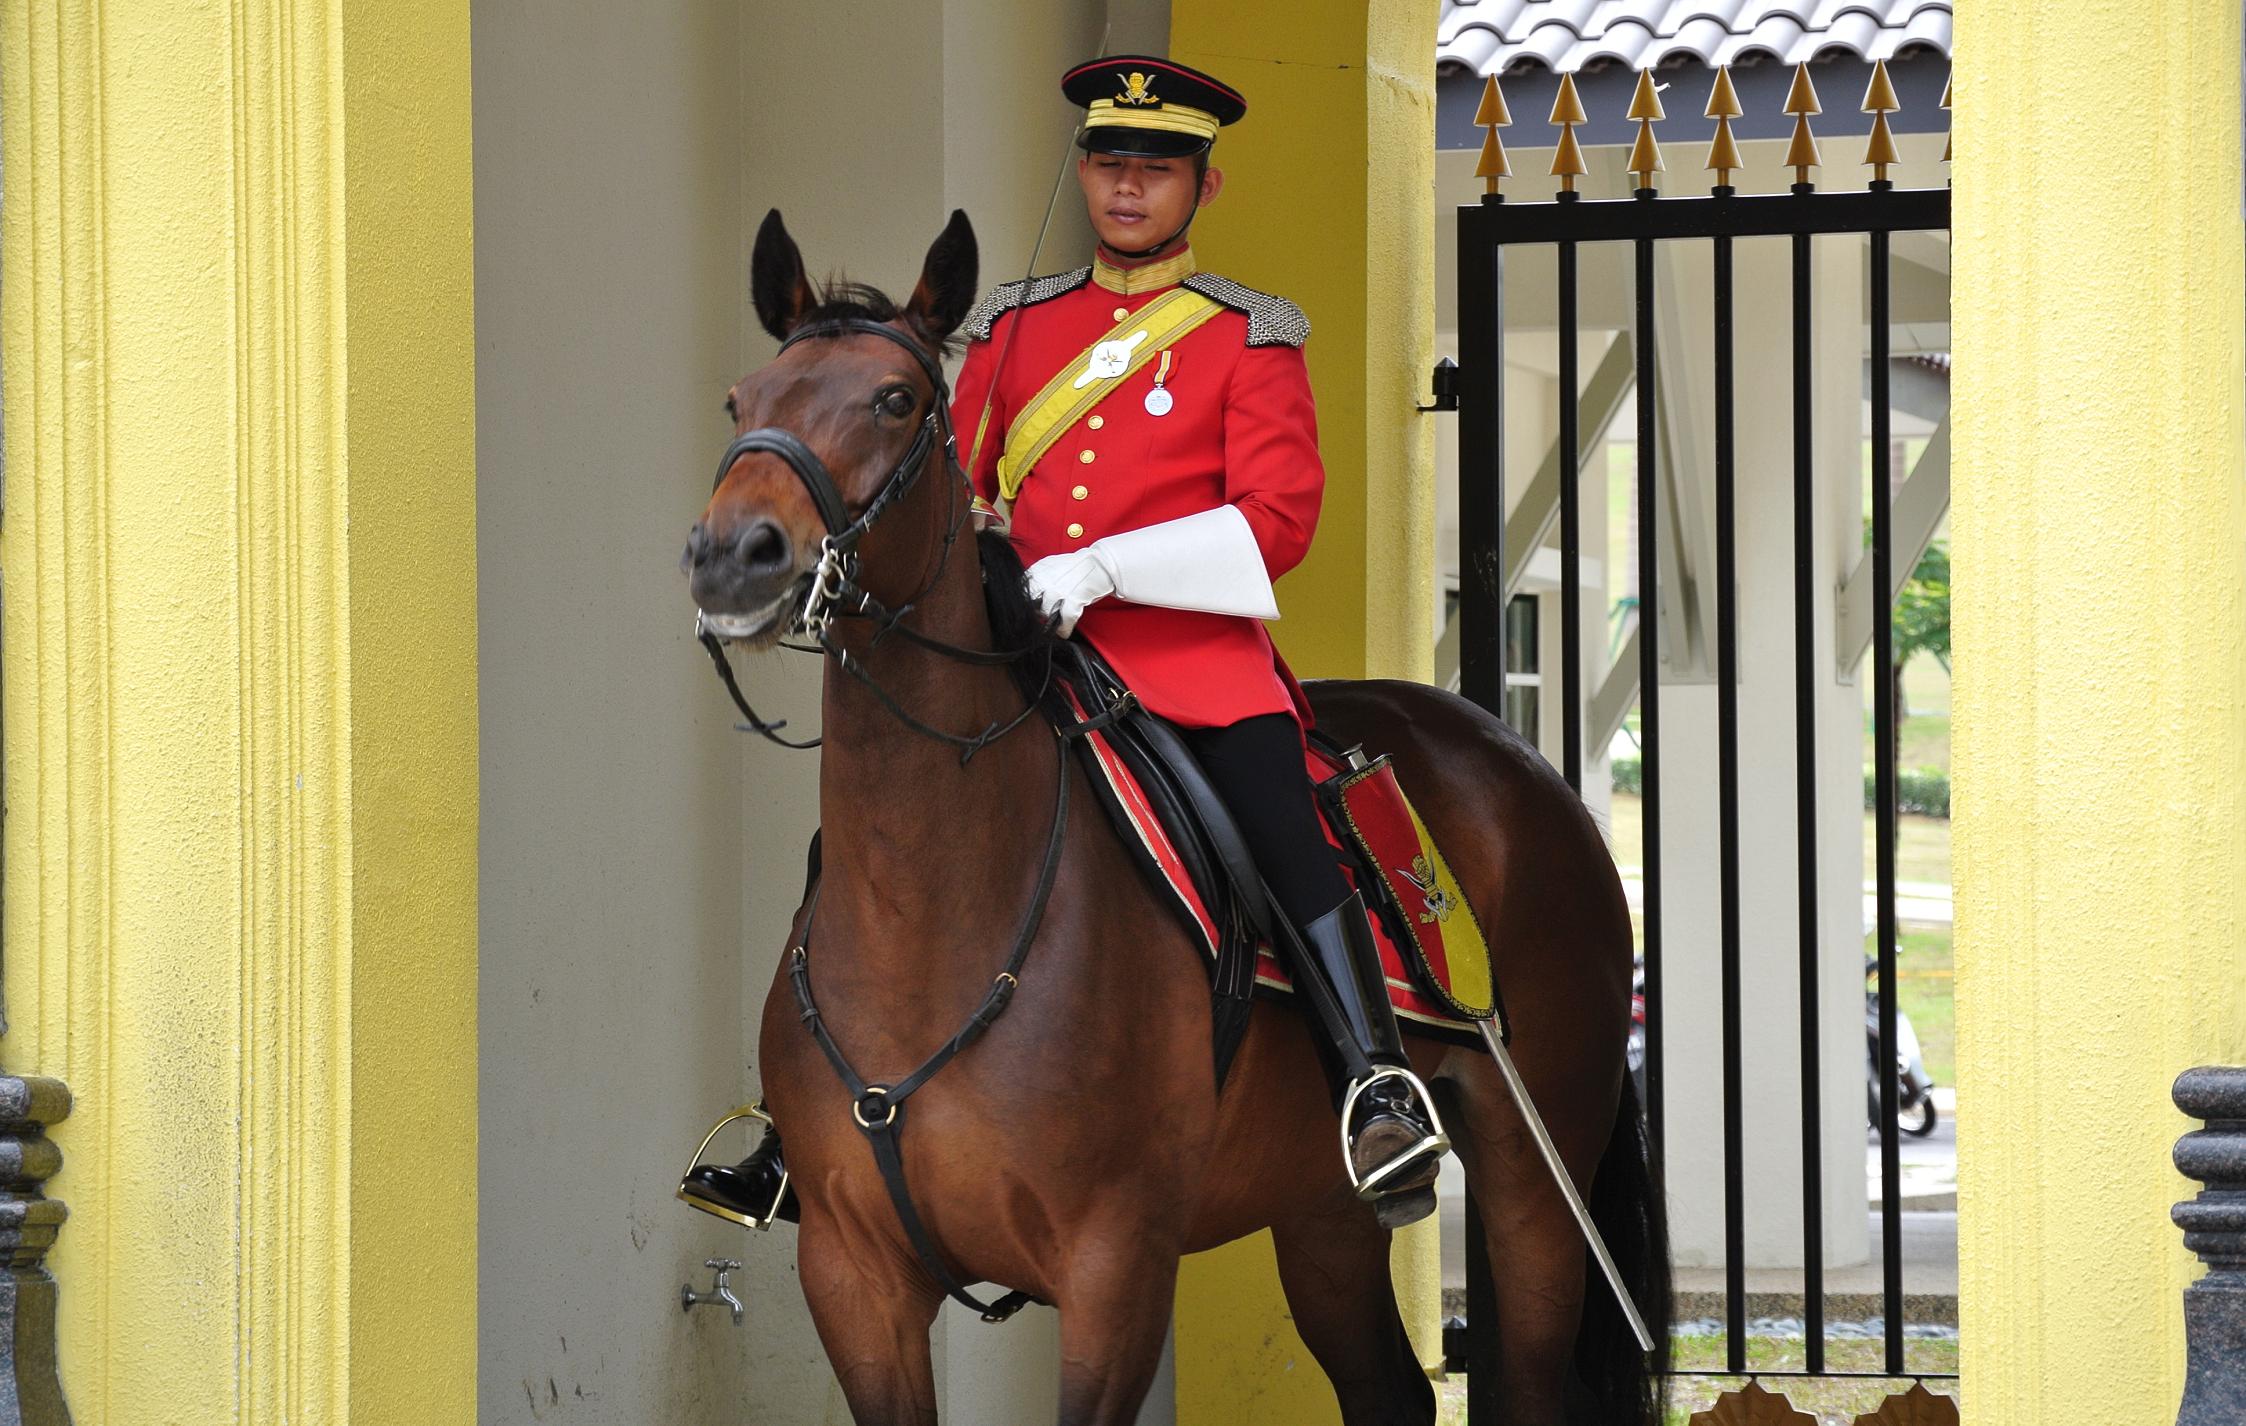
[1181, 273, 1311, 348]
[959, 267, 1094, 343]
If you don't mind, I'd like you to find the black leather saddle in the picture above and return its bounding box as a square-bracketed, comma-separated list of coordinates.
[1039, 640, 1275, 1088]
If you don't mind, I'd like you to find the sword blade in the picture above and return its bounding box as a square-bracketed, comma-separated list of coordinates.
[1474, 1018, 1656, 1354]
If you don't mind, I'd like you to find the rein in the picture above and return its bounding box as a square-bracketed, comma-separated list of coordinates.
[696, 316, 1051, 763]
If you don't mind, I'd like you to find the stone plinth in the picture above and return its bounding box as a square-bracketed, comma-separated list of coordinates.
[2173, 1067, 2246, 1426]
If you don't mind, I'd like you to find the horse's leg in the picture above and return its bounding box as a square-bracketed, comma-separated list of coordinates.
[1443, 1045, 1605, 1426]
[797, 1213, 942, 1426]
[1270, 1209, 1436, 1426]
[1052, 1241, 1179, 1426]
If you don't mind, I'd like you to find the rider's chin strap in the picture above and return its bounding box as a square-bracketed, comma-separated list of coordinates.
[1099, 210, 1195, 262]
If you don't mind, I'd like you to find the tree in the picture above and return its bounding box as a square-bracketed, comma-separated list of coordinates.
[1895, 536, 1950, 672]
[1891, 536, 1950, 722]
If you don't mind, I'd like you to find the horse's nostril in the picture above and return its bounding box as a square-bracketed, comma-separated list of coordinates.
[686, 522, 713, 567]
[737, 519, 789, 573]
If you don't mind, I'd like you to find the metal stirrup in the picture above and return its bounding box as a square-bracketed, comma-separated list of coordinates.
[1339, 1064, 1451, 1201]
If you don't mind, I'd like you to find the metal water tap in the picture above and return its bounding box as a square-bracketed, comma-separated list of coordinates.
[681, 1258, 744, 1325]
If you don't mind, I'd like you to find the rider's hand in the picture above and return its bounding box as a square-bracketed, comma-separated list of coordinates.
[1024, 549, 1117, 638]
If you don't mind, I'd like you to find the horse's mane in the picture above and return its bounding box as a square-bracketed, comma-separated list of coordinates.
[976, 529, 1063, 704]
[803, 278, 966, 359]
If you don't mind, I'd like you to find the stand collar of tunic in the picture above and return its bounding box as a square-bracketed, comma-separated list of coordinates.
[1092, 245, 1197, 296]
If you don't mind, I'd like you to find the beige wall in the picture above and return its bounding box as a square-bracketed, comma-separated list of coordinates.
[475, 3, 1171, 1422]
[473, 3, 764, 1421]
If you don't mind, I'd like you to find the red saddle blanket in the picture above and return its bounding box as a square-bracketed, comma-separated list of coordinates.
[1066, 697, 1500, 1043]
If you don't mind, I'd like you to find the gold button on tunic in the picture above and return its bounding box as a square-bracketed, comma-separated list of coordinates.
[1079, 449, 1095, 464]
[1066, 522, 1085, 539]
[1071, 484, 1089, 500]
[1088, 415, 1104, 430]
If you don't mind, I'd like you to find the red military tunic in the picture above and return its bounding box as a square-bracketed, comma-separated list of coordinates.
[950, 249, 1321, 729]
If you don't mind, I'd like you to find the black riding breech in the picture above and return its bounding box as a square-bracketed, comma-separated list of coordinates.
[1180, 713, 1353, 926]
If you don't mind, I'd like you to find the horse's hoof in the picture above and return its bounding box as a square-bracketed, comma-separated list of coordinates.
[1373, 1186, 1437, 1231]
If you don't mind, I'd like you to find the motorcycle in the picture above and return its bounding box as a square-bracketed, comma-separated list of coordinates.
[1625, 957, 1938, 1140]
[1867, 959, 1938, 1138]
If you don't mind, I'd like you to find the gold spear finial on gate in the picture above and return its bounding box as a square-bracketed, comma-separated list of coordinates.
[1783, 62, 1823, 186]
[1550, 72, 1589, 194]
[1940, 71, 1953, 165]
[1704, 66, 1743, 188]
[1625, 69, 1665, 192]
[1474, 74, 1513, 195]
[1862, 58, 1901, 182]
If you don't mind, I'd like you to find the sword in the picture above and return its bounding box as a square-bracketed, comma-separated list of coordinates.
[960, 22, 1111, 492]
[1473, 1018, 1657, 1354]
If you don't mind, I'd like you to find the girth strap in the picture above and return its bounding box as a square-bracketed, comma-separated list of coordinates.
[788, 731, 1072, 1323]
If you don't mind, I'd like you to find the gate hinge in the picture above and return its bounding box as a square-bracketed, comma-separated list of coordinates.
[1416, 357, 1459, 414]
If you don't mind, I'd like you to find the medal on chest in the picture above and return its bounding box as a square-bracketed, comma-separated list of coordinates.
[1144, 350, 1174, 417]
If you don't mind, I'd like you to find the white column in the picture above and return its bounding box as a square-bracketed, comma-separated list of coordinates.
[1652, 236, 1870, 1272]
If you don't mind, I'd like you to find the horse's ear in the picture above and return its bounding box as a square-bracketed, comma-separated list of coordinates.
[903, 210, 979, 346]
[751, 208, 817, 342]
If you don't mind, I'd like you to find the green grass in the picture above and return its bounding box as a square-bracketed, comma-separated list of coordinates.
[1866, 811, 1951, 887]
[1890, 713, 1951, 774]
[1897, 924, 1954, 1086]
[1434, 1336, 1960, 1424]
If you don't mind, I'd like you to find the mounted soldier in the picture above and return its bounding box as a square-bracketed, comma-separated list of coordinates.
[684, 51, 1450, 1234]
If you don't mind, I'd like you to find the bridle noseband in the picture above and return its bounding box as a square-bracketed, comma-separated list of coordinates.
[696, 316, 1051, 762]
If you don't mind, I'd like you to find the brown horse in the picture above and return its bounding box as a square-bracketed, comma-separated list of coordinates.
[685, 210, 1669, 1426]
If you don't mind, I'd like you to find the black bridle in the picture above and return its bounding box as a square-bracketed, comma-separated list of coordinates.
[696, 316, 1051, 763]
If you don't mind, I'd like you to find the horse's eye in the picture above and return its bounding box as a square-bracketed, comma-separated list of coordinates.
[724, 393, 739, 423]
[879, 387, 917, 419]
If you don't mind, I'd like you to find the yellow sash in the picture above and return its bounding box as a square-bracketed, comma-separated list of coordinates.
[991, 288, 1224, 501]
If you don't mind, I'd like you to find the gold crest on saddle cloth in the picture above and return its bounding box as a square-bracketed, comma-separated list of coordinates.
[1318, 756, 1501, 1027]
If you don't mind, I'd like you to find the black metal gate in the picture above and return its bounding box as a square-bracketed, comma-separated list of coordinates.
[1449, 63, 1952, 1417]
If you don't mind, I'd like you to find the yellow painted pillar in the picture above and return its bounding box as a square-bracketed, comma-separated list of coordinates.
[1166, 3, 1439, 1421]
[1951, 4, 2246, 1422]
[1, 2, 478, 1420]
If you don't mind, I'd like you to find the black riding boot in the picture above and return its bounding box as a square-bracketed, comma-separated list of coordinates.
[1287, 891, 1449, 1226]
[679, 1123, 799, 1229]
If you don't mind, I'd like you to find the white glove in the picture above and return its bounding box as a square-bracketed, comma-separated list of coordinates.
[1024, 548, 1118, 637]
[1093, 505, 1279, 621]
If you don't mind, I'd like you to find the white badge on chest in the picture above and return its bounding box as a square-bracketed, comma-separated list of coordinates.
[1073, 329, 1150, 390]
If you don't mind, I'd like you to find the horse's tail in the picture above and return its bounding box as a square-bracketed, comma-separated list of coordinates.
[1571, 1071, 1673, 1426]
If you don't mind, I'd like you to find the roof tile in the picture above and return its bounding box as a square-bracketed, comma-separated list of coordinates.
[1437, 0, 1952, 74]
